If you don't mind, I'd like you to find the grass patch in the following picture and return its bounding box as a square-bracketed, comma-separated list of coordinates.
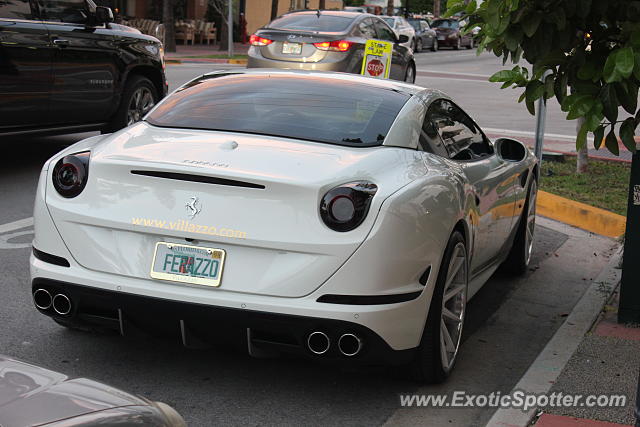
[539, 156, 630, 216]
[182, 54, 248, 59]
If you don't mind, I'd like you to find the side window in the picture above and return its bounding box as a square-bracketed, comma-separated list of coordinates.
[357, 18, 377, 39]
[421, 21, 429, 31]
[0, 0, 32, 19]
[427, 99, 493, 161]
[419, 109, 449, 158]
[39, 0, 88, 24]
[373, 19, 396, 42]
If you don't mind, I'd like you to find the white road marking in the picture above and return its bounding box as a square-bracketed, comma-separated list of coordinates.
[0, 217, 34, 250]
[0, 217, 34, 234]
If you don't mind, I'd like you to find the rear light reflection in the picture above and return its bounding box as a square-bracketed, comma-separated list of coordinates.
[313, 40, 353, 52]
[250, 34, 273, 46]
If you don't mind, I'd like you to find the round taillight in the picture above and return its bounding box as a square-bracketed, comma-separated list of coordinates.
[52, 152, 90, 198]
[320, 181, 377, 232]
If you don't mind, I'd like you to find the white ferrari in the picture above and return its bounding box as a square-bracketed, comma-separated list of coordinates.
[31, 70, 538, 382]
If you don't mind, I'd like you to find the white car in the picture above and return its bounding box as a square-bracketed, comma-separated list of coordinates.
[380, 15, 417, 50]
[30, 70, 538, 383]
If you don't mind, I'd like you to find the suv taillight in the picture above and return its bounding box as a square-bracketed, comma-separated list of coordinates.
[250, 34, 273, 46]
[52, 151, 90, 198]
[320, 181, 377, 232]
[313, 40, 353, 52]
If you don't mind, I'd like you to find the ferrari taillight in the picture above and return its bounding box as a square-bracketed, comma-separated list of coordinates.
[313, 40, 353, 52]
[320, 181, 377, 232]
[250, 34, 273, 46]
[52, 151, 90, 198]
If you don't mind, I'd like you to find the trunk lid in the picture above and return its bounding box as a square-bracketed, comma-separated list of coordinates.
[256, 29, 346, 63]
[46, 123, 425, 298]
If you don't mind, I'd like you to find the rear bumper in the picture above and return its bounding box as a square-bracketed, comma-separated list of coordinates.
[31, 277, 415, 365]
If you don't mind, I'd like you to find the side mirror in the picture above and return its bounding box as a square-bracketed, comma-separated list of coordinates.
[495, 138, 527, 162]
[398, 34, 409, 43]
[94, 6, 114, 25]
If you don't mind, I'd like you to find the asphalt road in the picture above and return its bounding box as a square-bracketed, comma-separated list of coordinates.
[0, 52, 618, 426]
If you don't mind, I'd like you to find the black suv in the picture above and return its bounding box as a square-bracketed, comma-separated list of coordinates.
[0, 0, 167, 137]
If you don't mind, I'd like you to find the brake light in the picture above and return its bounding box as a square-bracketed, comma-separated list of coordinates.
[313, 40, 353, 52]
[250, 34, 273, 46]
[320, 181, 378, 232]
[52, 151, 90, 198]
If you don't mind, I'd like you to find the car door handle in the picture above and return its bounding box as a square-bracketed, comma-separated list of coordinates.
[53, 38, 70, 47]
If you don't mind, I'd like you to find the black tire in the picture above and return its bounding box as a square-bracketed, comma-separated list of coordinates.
[431, 39, 438, 52]
[103, 75, 158, 134]
[415, 38, 423, 53]
[502, 180, 538, 275]
[404, 62, 416, 83]
[409, 231, 468, 383]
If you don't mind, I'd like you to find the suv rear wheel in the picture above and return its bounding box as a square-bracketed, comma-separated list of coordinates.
[103, 75, 158, 133]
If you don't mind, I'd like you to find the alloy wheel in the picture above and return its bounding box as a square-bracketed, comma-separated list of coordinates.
[416, 38, 423, 52]
[405, 65, 415, 83]
[440, 242, 467, 371]
[127, 87, 155, 126]
[525, 181, 538, 266]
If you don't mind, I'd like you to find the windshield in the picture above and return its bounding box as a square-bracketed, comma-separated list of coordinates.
[408, 20, 421, 30]
[432, 19, 458, 29]
[382, 17, 395, 27]
[146, 74, 411, 147]
[268, 14, 354, 32]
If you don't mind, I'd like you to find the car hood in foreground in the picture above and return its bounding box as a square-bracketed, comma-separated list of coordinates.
[0, 355, 149, 426]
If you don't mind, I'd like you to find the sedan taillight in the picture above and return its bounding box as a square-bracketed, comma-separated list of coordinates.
[52, 151, 90, 198]
[313, 40, 353, 52]
[320, 181, 377, 232]
[250, 34, 273, 46]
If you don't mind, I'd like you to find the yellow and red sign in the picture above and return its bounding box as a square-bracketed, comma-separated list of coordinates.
[360, 39, 392, 79]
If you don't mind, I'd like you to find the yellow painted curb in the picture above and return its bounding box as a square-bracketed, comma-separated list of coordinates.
[537, 190, 626, 238]
[228, 59, 248, 65]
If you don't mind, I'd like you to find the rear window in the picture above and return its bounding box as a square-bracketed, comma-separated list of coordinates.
[145, 74, 410, 147]
[432, 19, 458, 28]
[382, 17, 395, 27]
[268, 14, 354, 32]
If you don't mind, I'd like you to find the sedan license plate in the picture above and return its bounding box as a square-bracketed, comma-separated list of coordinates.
[437, 35, 445, 40]
[282, 41, 302, 54]
[150, 242, 226, 287]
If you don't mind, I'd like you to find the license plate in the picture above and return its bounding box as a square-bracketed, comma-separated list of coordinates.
[282, 41, 302, 54]
[437, 36, 445, 40]
[150, 242, 226, 287]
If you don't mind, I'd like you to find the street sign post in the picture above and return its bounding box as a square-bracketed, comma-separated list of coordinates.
[620, 149, 640, 324]
[361, 40, 392, 80]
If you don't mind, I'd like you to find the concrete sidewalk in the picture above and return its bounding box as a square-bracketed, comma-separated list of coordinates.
[165, 43, 249, 64]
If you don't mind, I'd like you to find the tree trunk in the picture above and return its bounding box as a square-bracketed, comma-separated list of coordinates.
[433, 0, 441, 17]
[271, 0, 278, 20]
[219, 19, 228, 51]
[162, 0, 176, 52]
[319, 0, 325, 9]
[576, 117, 589, 173]
[387, 0, 393, 16]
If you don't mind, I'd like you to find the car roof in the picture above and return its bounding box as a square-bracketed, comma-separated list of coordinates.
[199, 69, 429, 97]
[282, 10, 369, 18]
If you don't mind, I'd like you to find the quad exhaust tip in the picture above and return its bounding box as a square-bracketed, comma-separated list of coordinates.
[307, 331, 330, 355]
[338, 333, 362, 357]
[33, 289, 52, 310]
[52, 294, 72, 315]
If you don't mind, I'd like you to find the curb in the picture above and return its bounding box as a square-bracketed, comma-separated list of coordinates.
[537, 191, 626, 238]
[165, 58, 247, 65]
[485, 246, 623, 427]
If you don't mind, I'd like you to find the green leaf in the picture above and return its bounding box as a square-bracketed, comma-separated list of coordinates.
[620, 118, 638, 152]
[603, 50, 621, 83]
[578, 62, 596, 80]
[518, 91, 527, 103]
[547, 8, 566, 30]
[521, 11, 542, 37]
[576, 0, 592, 18]
[593, 125, 605, 150]
[525, 97, 536, 115]
[489, 69, 519, 82]
[615, 47, 635, 78]
[584, 105, 603, 132]
[634, 52, 640, 80]
[615, 81, 639, 115]
[544, 74, 554, 99]
[566, 95, 595, 120]
[525, 80, 545, 103]
[560, 93, 576, 112]
[466, 0, 478, 15]
[605, 129, 620, 156]
[554, 72, 568, 104]
[631, 29, 640, 48]
[577, 121, 588, 150]
[600, 84, 618, 122]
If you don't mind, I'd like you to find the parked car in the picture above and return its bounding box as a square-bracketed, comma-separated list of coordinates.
[431, 18, 474, 49]
[343, 6, 367, 13]
[380, 15, 416, 50]
[0, 0, 167, 138]
[247, 11, 415, 82]
[408, 18, 438, 52]
[31, 69, 538, 383]
[0, 355, 185, 426]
